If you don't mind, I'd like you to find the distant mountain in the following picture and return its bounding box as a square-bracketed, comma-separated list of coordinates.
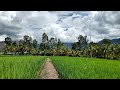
[64, 38, 120, 48]
[64, 43, 73, 48]
[98, 38, 120, 44]
[111, 38, 120, 44]
[0, 41, 5, 51]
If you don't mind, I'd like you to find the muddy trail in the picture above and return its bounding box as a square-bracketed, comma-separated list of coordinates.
[38, 58, 59, 79]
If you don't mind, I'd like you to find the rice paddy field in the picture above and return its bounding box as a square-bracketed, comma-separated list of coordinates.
[1, 56, 120, 79]
[0, 56, 47, 79]
[50, 56, 120, 79]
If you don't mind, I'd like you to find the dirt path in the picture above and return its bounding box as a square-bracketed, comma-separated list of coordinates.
[38, 58, 59, 79]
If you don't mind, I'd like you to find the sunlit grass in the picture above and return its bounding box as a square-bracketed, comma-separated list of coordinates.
[0, 56, 47, 79]
[50, 56, 120, 79]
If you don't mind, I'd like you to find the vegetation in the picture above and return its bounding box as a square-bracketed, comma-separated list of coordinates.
[50, 56, 120, 79]
[2, 32, 120, 60]
[0, 56, 46, 79]
[1, 26, 120, 79]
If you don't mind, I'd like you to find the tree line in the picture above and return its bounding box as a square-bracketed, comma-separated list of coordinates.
[4, 33, 64, 56]
[72, 38, 120, 60]
[3, 33, 120, 60]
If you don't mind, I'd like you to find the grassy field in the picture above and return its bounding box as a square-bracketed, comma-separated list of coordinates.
[0, 56, 47, 79]
[50, 56, 120, 79]
[1, 55, 120, 79]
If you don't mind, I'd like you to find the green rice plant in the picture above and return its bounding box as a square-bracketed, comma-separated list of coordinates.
[50, 56, 120, 79]
[0, 56, 47, 79]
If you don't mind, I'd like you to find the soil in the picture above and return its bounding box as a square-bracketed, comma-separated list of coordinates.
[38, 58, 59, 79]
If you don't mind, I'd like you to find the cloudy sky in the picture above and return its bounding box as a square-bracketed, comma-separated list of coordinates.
[0, 11, 120, 43]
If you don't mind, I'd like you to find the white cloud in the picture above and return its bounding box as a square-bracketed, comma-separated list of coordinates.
[0, 35, 7, 41]
[0, 11, 120, 43]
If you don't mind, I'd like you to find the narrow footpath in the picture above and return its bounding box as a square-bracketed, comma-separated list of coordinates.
[38, 58, 59, 79]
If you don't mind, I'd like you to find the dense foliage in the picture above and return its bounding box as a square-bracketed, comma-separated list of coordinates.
[50, 56, 120, 79]
[0, 56, 46, 79]
[3, 33, 120, 60]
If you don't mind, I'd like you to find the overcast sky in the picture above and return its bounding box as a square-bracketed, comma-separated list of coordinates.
[0, 11, 120, 43]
